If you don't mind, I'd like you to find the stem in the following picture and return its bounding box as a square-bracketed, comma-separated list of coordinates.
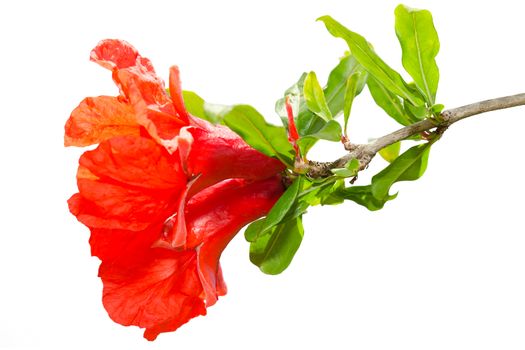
[306, 93, 525, 178]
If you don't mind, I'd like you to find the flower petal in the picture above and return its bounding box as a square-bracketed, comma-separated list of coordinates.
[152, 176, 200, 250]
[191, 176, 283, 305]
[64, 96, 140, 147]
[78, 135, 185, 189]
[90, 39, 147, 71]
[89, 226, 161, 265]
[99, 248, 206, 341]
[168, 66, 189, 122]
[185, 120, 286, 190]
[90, 39, 187, 143]
[69, 135, 186, 231]
[96, 176, 284, 340]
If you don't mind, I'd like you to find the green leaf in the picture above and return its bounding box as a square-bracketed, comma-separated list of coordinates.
[430, 103, 445, 115]
[203, 103, 231, 125]
[330, 168, 355, 177]
[367, 77, 414, 126]
[182, 91, 206, 119]
[275, 73, 306, 126]
[183, 92, 296, 162]
[404, 99, 429, 120]
[395, 4, 440, 105]
[296, 120, 342, 156]
[343, 71, 362, 135]
[336, 185, 397, 211]
[249, 216, 304, 275]
[278, 55, 367, 156]
[244, 218, 266, 242]
[324, 54, 368, 109]
[371, 143, 431, 200]
[318, 15, 424, 106]
[331, 158, 360, 178]
[304, 71, 333, 121]
[259, 176, 303, 234]
[216, 105, 295, 167]
[181, 91, 227, 124]
[303, 120, 342, 141]
[318, 179, 346, 205]
[378, 141, 401, 163]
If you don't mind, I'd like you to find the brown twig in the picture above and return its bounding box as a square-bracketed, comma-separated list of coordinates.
[305, 93, 525, 178]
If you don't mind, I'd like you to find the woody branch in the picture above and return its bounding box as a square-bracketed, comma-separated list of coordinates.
[305, 93, 525, 178]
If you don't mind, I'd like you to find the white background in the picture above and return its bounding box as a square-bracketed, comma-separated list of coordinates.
[1, 0, 525, 349]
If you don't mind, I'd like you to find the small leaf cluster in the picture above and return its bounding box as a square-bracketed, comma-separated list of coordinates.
[183, 4, 442, 275]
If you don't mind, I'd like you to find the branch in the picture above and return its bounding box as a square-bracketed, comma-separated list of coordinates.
[306, 93, 525, 178]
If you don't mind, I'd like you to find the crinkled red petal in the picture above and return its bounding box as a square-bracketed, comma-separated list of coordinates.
[78, 135, 185, 189]
[99, 248, 206, 341]
[88, 39, 186, 143]
[112, 62, 185, 143]
[168, 66, 189, 123]
[190, 176, 284, 305]
[95, 176, 284, 340]
[68, 135, 186, 231]
[67, 39, 290, 341]
[90, 39, 146, 71]
[64, 96, 140, 147]
[185, 119, 286, 191]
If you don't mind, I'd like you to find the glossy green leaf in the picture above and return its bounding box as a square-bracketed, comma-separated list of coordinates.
[182, 91, 206, 119]
[218, 105, 295, 167]
[395, 4, 440, 105]
[346, 158, 360, 173]
[244, 218, 265, 243]
[430, 103, 445, 116]
[343, 71, 362, 135]
[275, 73, 306, 126]
[304, 120, 342, 141]
[318, 15, 424, 106]
[181, 91, 227, 124]
[367, 77, 413, 126]
[318, 179, 346, 205]
[278, 55, 367, 156]
[183, 92, 295, 165]
[331, 168, 354, 177]
[249, 216, 304, 275]
[296, 120, 342, 155]
[324, 54, 368, 109]
[371, 143, 431, 200]
[259, 176, 303, 234]
[336, 185, 397, 211]
[297, 177, 336, 206]
[331, 158, 360, 178]
[404, 100, 429, 120]
[378, 141, 401, 163]
[304, 71, 333, 121]
[203, 103, 232, 125]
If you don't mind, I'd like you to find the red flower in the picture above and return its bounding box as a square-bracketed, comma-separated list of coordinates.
[65, 39, 286, 340]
